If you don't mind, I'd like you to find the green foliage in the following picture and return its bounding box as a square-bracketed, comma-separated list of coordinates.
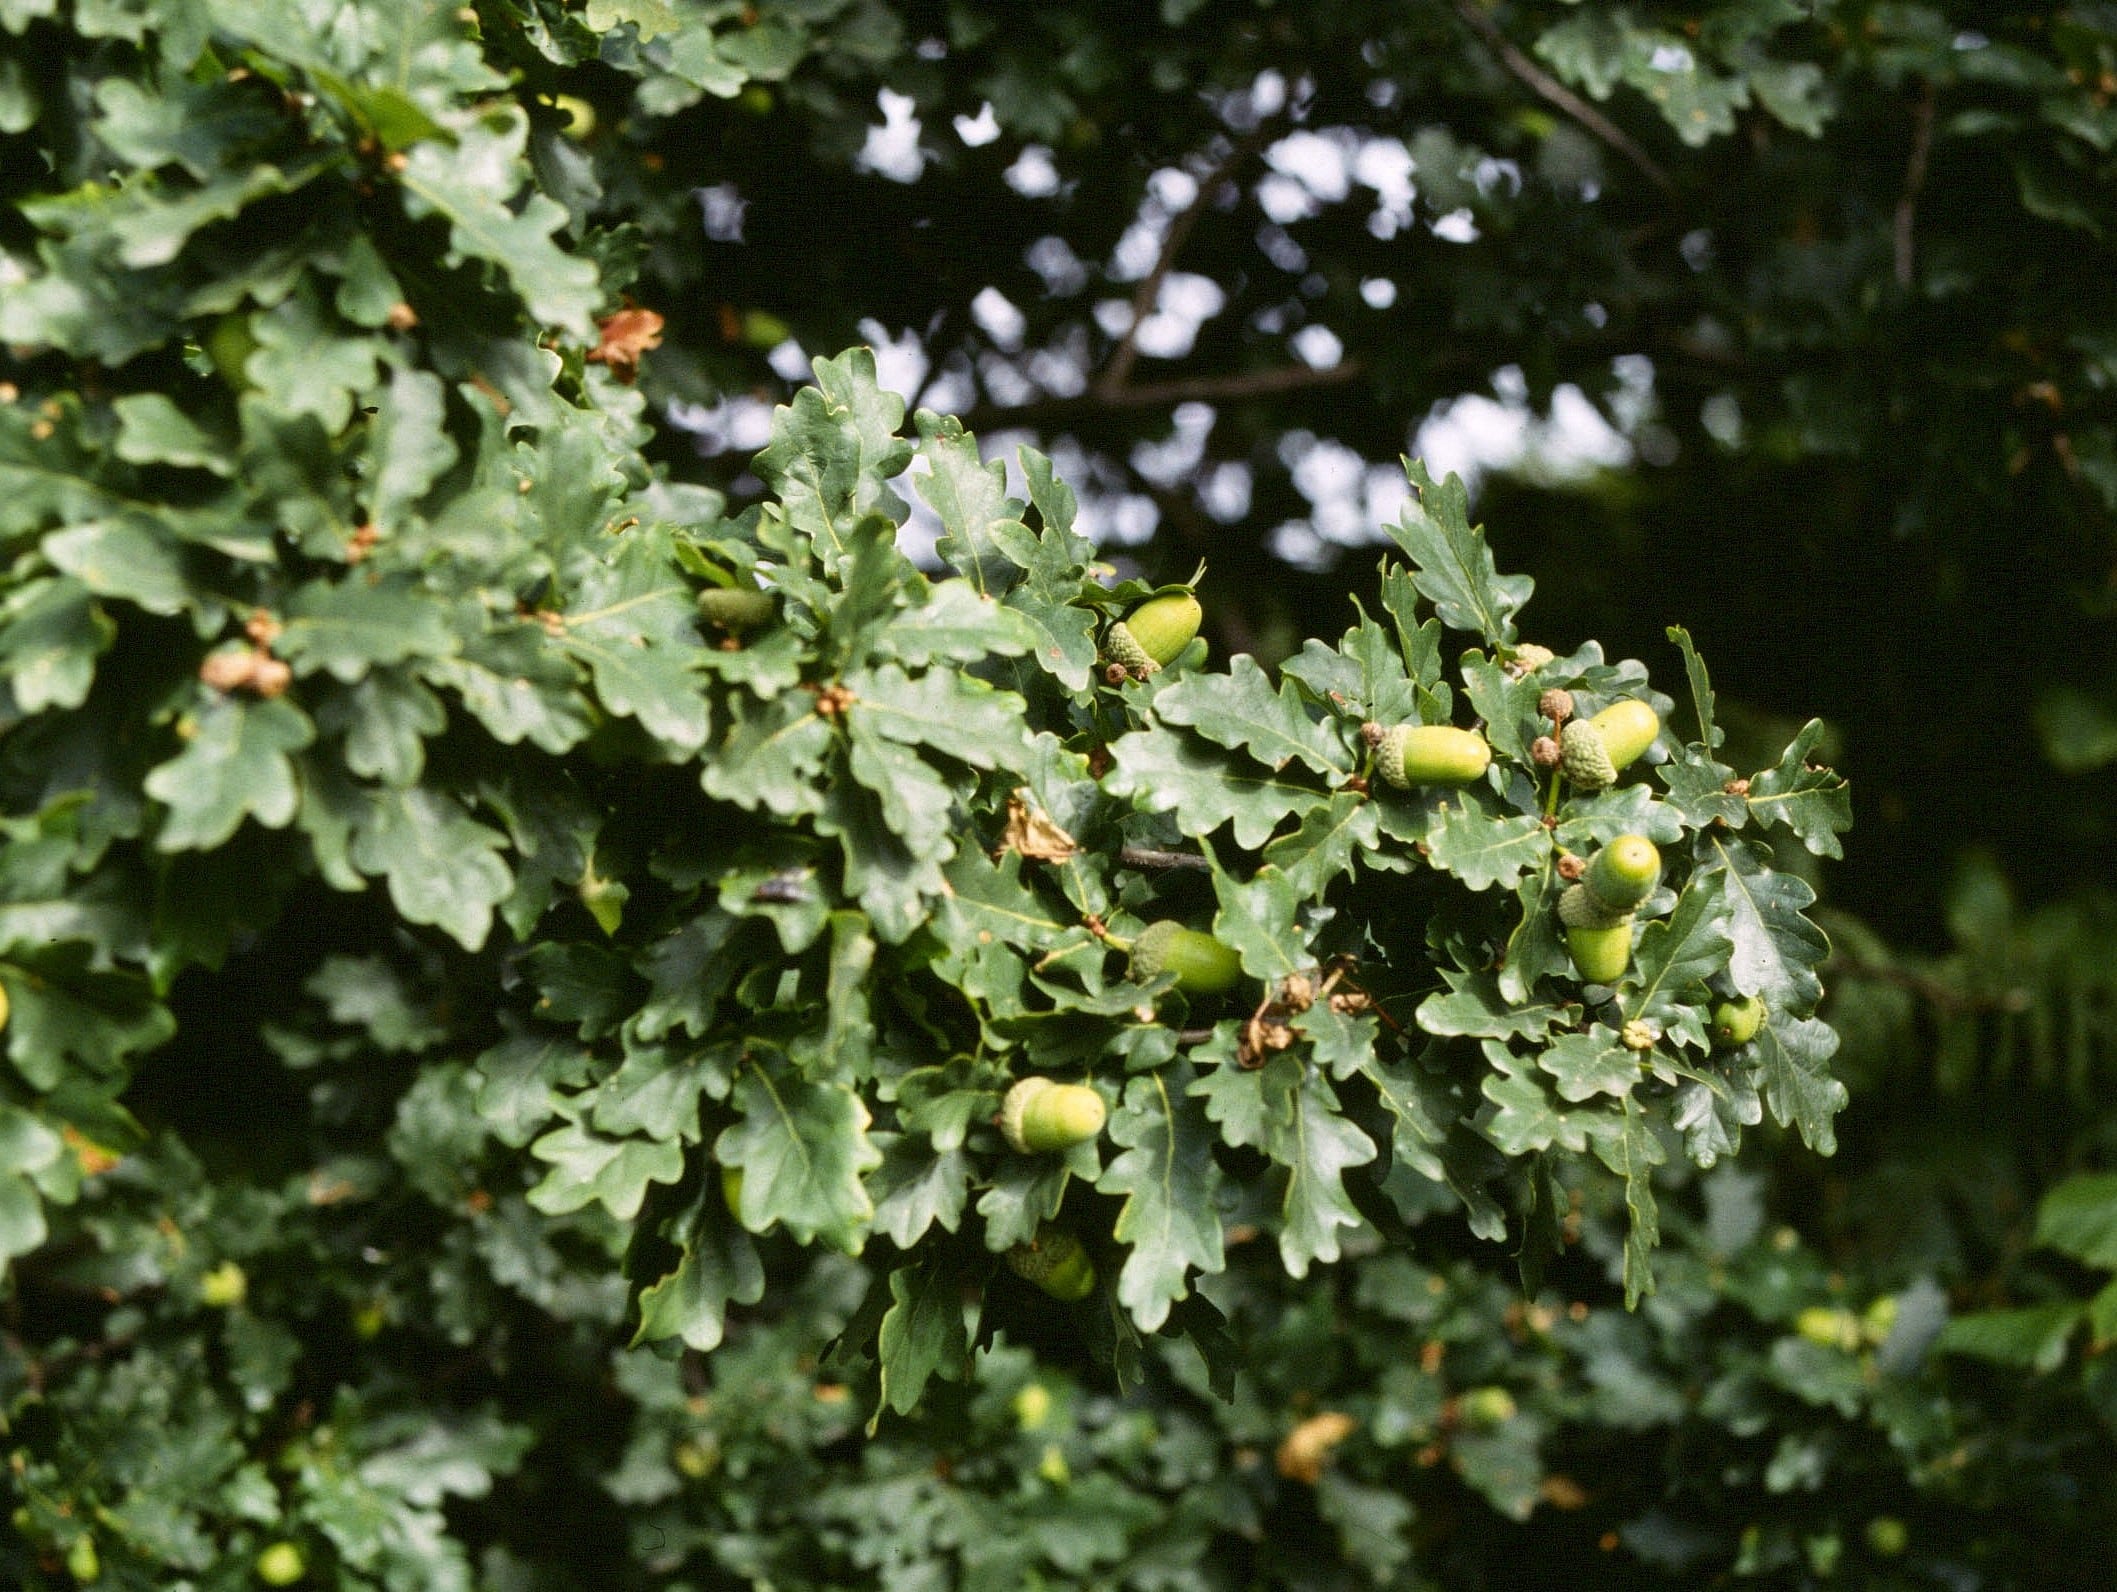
[7, 0, 2117, 1587]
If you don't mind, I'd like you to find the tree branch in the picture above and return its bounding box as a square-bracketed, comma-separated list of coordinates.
[1100, 126, 1274, 398]
[1119, 844, 1212, 872]
[1894, 79, 1937, 287]
[1451, 0, 1674, 196]
[957, 358, 1366, 436]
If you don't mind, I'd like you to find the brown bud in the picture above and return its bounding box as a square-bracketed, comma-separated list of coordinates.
[1103, 663, 1129, 686]
[250, 657, 293, 698]
[1538, 688, 1574, 725]
[1531, 735, 1562, 769]
[1359, 721, 1386, 748]
[1724, 777, 1751, 797]
[200, 650, 258, 693]
[1556, 853, 1587, 882]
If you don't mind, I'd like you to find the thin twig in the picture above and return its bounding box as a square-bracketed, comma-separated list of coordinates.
[1119, 844, 1212, 872]
[1100, 126, 1274, 398]
[958, 359, 1366, 435]
[1894, 79, 1937, 287]
[1451, 0, 1674, 195]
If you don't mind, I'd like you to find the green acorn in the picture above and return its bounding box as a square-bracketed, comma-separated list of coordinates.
[1111, 591, 1203, 671]
[205, 312, 258, 392]
[1586, 700, 1660, 771]
[1567, 921, 1634, 985]
[696, 586, 777, 632]
[200, 1260, 247, 1308]
[1710, 995, 1767, 1047]
[1129, 920, 1244, 996]
[1558, 883, 1630, 930]
[1374, 724, 1492, 789]
[1584, 835, 1661, 912]
[1006, 1225, 1097, 1301]
[1000, 1077, 1107, 1154]
[256, 1542, 307, 1586]
[1559, 719, 1617, 791]
[1459, 1386, 1519, 1427]
[67, 1533, 100, 1584]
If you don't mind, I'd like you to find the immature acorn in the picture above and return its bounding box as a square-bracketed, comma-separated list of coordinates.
[696, 585, 777, 633]
[1129, 920, 1245, 996]
[1558, 701, 1661, 789]
[1374, 724, 1493, 789]
[1590, 700, 1661, 769]
[256, 1542, 308, 1587]
[1000, 1077, 1107, 1154]
[1584, 835, 1661, 912]
[1710, 994, 1767, 1047]
[1005, 1224, 1097, 1301]
[1105, 591, 1203, 674]
[1566, 921, 1634, 985]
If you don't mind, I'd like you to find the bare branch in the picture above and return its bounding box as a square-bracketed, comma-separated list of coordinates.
[1451, 0, 1674, 196]
[1100, 125, 1274, 397]
[957, 358, 1366, 436]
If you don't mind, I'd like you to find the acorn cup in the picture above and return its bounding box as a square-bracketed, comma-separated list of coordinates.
[1558, 883, 1630, 932]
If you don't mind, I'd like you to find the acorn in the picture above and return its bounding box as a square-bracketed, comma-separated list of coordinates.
[1106, 591, 1202, 674]
[696, 586, 777, 632]
[1005, 1225, 1097, 1301]
[1584, 835, 1660, 912]
[256, 1542, 307, 1586]
[1587, 700, 1660, 770]
[1710, 995, 1767, 1048]
[1566, 921, 1634, 985]
[1374, 724, 1492, 789]
[1459, 1386, 1519, 1427]
[1000, 1078, 1107, 1154]
[1129, 920, 1244, 996]
[200, 1260, 247, 1308]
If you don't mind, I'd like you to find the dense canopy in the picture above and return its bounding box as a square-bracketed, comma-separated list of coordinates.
[3, 3, 2116, 1589]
